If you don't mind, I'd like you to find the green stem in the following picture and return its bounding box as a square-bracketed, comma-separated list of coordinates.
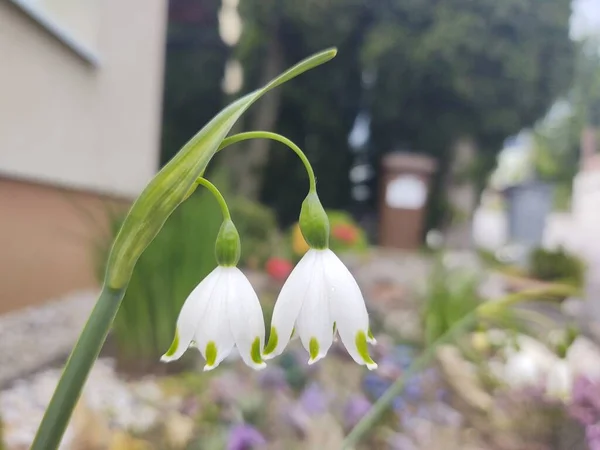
[193, 177, 231, 220]
[342, 313, 477, 449]
[218, 131, 317, 192]
[343, 283, 576, 448]
[477, 284, 578, 318]
[31, 285, 127, 450]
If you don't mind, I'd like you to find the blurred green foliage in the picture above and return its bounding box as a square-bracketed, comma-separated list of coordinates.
[97, 182, 223, 367]
[287, 209, 369, 263]
[229, 197, 279, 269]
[232, 0, 574, 229]
[532, 38, 600, 206]
[327, 209, 369, 254]
[423, 260, 482, 346]
[0, 414, 4, 450]
[529, 247, 586, 288]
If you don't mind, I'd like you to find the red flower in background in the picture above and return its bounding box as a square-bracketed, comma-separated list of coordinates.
[265, 257, 293, 281]
[332, 223, 358, 244]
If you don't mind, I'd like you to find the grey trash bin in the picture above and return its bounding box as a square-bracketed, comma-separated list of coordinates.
[503, 181, 554, 247]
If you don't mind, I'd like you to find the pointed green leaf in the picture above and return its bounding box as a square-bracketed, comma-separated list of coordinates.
[106, 48, 337, 288]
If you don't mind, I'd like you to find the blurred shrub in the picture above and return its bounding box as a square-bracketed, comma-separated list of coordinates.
[229, 197, 279, 269]
[96, 181, 224, 368]
[289, 210, 368, 262]
[423, 260, 482, 346]
[328, 210, 369, 254]
[529, 247, 585, 288]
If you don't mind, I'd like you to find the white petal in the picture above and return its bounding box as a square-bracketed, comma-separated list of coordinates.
[226, 268, 266, 370]
[295, 251, 334, 364]
[324, 250, 377, 370]
[161, 266, 222, 362]
[264, 249, 318, 359]
[194, 269, 235, 370]
[546, 360, 573, 400]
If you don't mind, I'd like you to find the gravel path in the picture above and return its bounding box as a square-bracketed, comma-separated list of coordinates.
[0, 290, 97, 387]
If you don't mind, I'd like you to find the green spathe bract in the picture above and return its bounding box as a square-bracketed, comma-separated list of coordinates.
[32, 48, 337, 450]
[107, 48, 336, 289]
[215, 219, 241, 266]
[299, 191, 330, 249]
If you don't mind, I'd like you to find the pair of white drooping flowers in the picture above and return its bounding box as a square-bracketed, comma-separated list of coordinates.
[161, 168, 377, 372]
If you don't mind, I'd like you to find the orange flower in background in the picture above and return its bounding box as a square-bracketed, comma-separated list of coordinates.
[265, 257, 293, 281]
[332, 223, 358, 244]
[292, 223, 310, 255]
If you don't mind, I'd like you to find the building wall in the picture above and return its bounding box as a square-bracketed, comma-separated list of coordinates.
[0, 0, 167, 197]
[0, 178, 128, 313]
[0, 0, 167, 311]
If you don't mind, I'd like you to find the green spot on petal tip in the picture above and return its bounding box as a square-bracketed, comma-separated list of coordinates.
[355, 330, 376, 367]
[205, 341, 217, 367]
[164, 330, 179, 358]
[251, 337, 263, 364]
[368, 328, 375, 340]
[309, 337, 320, 361]
[264, 327, 278, 355]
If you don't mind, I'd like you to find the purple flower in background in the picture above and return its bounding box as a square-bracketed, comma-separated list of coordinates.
[299, 382, 329, 414]
[363, 372, 391, 399]
[403, 375, 422, 401]
[393, 396, 406, 414]
[587, 423, 600, 450]
[344, 394, 372, 429]
[568, 376, 600, 449]
[258, 366, 288, 391]
[227, 424, 266, 450]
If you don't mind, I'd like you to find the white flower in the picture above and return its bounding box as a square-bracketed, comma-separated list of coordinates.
[161, 266, 266, 371]
[546, 359, 572, 400]
[264, 248, 376, 369]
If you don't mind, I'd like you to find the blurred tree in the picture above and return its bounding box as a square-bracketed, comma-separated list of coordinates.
[233, 0, 574, 230]
[160, 0, 230, 165]
[236, 0, 371, 225]
[532, 38, 600, 209]
[364, 0, 574, 230]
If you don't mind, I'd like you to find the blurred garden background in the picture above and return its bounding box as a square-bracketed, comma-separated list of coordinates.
[3, 0, 600, 448]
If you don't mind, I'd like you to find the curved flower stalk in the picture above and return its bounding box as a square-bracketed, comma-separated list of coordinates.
[32, 48, 337, 450]
[161, 178, 266, 371]
[264, 190, 377, 369]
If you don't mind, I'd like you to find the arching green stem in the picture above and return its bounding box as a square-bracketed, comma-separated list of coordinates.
[193, 178, 231, 220]
[218, 131, 317, 192]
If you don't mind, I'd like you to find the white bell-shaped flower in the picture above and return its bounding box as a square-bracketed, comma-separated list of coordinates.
[264, 248, 377, 369]
[161, 266, 266, 371]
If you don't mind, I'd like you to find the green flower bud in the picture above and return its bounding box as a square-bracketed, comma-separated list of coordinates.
[299, 192, 329, 249]
[215, 219, 241, 266]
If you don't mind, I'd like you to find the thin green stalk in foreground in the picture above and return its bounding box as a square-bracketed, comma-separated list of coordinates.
[218, 131, 317, 192]
[342, 283, 579, 448]
[342, 313, 477, 449]
[31, 286, 126, 450]
[193, 178, 231, 220]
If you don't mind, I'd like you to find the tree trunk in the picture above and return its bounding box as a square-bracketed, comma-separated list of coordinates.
[443, 136, 478, 249]
[229, 37, 284, 199]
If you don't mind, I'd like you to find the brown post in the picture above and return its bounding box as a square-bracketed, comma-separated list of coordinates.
[379, 152, 437, 249]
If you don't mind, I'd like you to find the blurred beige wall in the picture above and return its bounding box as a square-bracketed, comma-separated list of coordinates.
[0, 0, 166, 197]
[0, 0, 167, 311]
[0, 178, 128, 314]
